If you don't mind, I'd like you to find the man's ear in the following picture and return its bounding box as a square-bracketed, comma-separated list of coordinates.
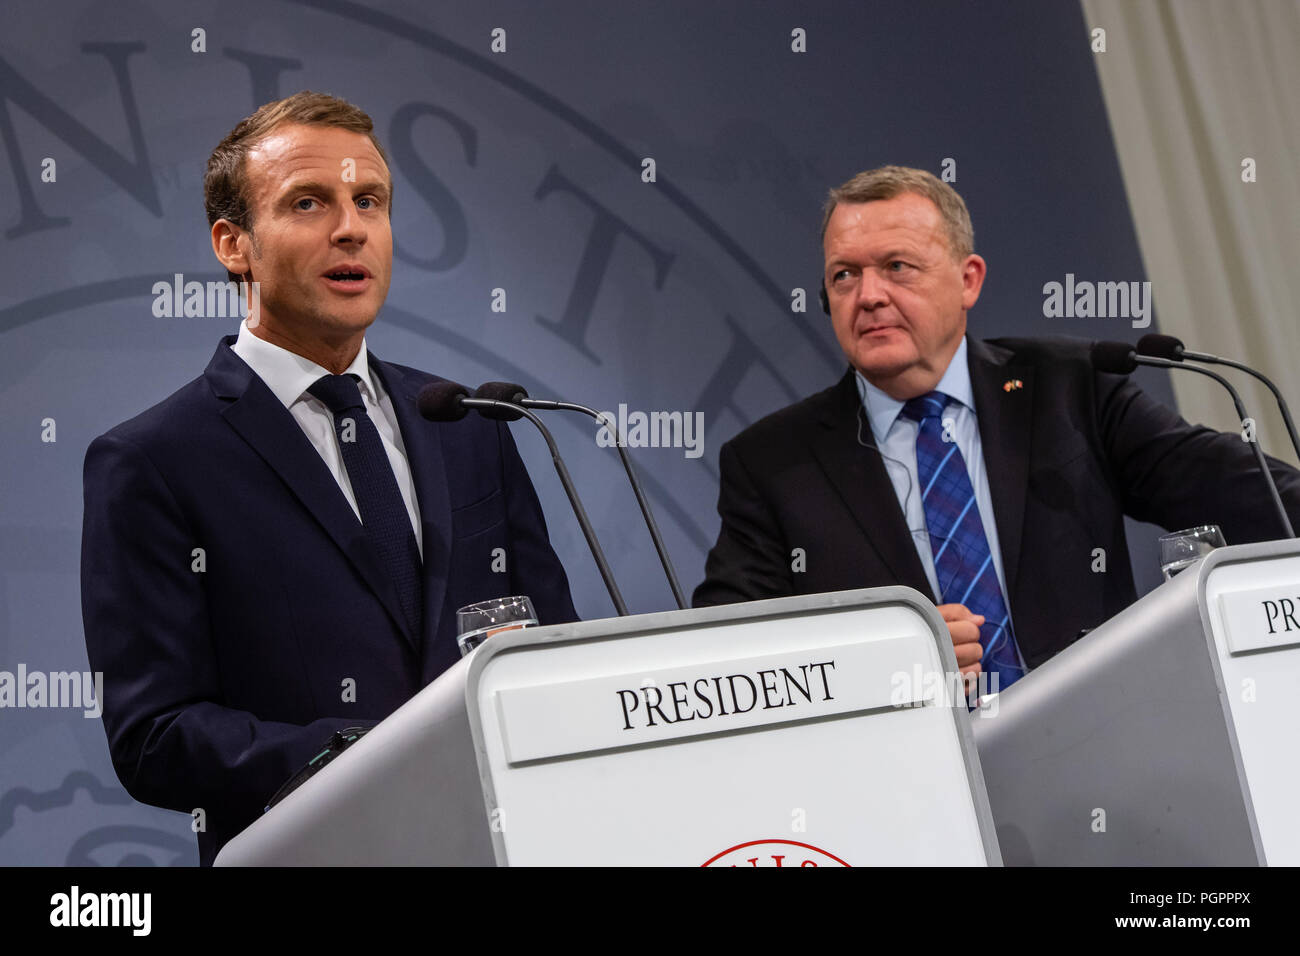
[960, 253, 987, 310]
[211, 220, 250, 277]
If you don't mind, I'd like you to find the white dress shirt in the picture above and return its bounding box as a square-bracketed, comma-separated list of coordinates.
[854, 337, 1010, 619]
[231, 318, 423, 558]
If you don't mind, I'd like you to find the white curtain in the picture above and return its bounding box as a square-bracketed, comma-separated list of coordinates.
[1081, 0, 1300, 466]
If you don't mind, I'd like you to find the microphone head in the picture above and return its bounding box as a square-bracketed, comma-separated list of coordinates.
[1137, 333, 1184, 361]
[471, 383, 528, 422]
[416, 381, 471, 422]
[475, 381, 530, 403]
[1090, 340, 1139, 375]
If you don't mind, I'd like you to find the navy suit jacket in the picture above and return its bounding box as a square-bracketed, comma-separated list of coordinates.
[81, 335, 577, 865]
[694, 335, 1300, 667]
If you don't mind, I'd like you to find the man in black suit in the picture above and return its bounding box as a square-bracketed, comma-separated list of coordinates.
[81, 92, 576, 864]
[694, 165, 1300, 692]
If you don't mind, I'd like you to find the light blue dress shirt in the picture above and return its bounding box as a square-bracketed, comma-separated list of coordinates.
[854, 337, 1014, 625]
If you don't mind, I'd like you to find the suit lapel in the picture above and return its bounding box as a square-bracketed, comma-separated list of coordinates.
[368, 355, 453, 648]
[966, 337, 1034, 600]
[206, 337, 420, 651]
[807, 369, 936, 601]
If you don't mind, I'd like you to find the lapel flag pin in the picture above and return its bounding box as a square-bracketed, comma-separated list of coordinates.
[1002, 379, 1023, 392]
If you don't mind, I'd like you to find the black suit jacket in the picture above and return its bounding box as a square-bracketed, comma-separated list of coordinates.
[81, 335, 577, 864]
[693, 335, 1300, 667]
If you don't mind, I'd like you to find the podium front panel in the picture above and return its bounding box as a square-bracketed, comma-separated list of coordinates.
[469, 588, 999, 866]
[1201, 545, 1300, 865]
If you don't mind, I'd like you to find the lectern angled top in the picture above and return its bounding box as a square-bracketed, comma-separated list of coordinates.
[217, 586, 1000, 866]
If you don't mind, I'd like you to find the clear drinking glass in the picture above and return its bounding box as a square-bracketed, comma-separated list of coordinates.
[456, 595, 538, 656]
[1159, 525, 1226, 580]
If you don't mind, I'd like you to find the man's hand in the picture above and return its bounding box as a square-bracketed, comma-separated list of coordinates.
[938, 603, 984, 694]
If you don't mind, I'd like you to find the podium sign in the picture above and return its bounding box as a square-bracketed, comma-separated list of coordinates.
[217, 587, 1000, 866]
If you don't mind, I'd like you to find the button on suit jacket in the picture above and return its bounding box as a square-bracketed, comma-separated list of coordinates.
[693, 335, 1300, 666]
[81, 335, 577, 865]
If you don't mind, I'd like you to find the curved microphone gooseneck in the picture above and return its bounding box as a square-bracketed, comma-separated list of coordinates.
[417, 382, 630, 616]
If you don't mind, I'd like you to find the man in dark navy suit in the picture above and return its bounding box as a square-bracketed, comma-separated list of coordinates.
[80, 92, 576, 865]
[694, 166, 1300, 696]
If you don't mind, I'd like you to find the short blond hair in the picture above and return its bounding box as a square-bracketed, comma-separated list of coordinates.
[821, 165, 974, 259]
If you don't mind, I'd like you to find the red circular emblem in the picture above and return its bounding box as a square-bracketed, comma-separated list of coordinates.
[701, 839, 850, 867]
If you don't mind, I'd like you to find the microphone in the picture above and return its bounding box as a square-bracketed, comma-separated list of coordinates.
[416, 381, 472, 421]
[1138, 333, 1300, 464]
[475, 382, 688, 610]
[472, 382, 529, 411]
[416, 381, 630, 616]
[1091, 341, 1294, 538]
[1089, 341, 1142, 374]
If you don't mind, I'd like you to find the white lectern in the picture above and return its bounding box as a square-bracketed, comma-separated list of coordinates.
[974, 539, 1300, 865]
[216, 587, 1001, 866]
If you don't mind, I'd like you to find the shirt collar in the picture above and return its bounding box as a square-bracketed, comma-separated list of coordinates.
[233, 318, 377, 410]
[855, 336, 974, 443]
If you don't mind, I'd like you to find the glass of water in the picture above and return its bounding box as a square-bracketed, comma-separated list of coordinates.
[456, 595, 538, 657]
[1158, 525, 1226, 580]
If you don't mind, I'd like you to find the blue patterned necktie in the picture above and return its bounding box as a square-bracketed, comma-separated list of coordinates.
[308, 373, 423, 636]
[900, 390, 1025, 693]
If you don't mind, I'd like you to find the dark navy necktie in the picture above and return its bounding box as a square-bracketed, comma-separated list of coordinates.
[900, 390, 1025, 693]
[308, 373, 423, 636]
